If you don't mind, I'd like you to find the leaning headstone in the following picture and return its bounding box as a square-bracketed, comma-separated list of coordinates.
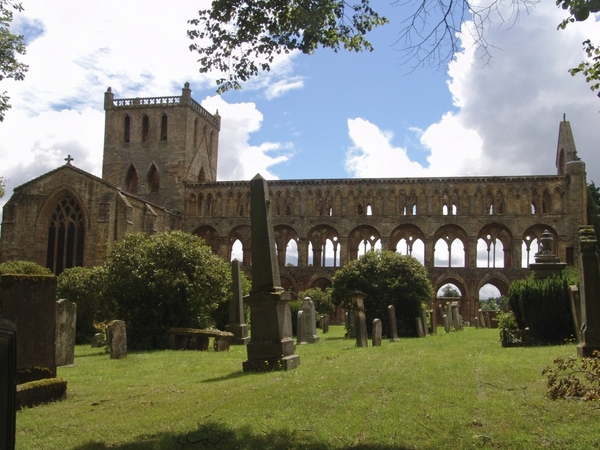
[372, 319, 382, 347]
[55, 299, 77, 366]
[91, 333, 105, 348]
[443, 314, 450, 333]
[430, 309, 437, 335]
[577, 227, 600, 358]
[452, 303, 461, 330]
[421, 310, 429, 336]
[350, 291, 368, 348]
[226, 260, 251, 345]
[243, 174, 300, 371]
[301, 297, 320, 343]
[296, 310, 307, 345]
[478, 309, 486, 329]
[416, 317, 425, 337]
[321, 315, 329, 333]
[0, 318, 17, 450]
[1, 275, 57, 381]
[388, 305, 400, 342]
[107, 320, 127, 359]
[569, 286, 582, 343]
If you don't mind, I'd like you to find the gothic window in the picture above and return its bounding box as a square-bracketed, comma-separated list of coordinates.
[124, 115, 131, 143]
[542, 190, 551, 214]
[198, 167, 206, 182]
[125, 164, 138, 194]
[160, 114, 168, 141]
[46, 196, 85, 274]
[147, 164, 159, 193]
[142, 115, 149, 142]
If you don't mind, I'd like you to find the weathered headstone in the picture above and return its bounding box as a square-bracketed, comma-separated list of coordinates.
[345, 311, 355, 338]
[91, 333, 105, 348]
[296, 310, 307, 345]
[443, 314, 450, 333]
[372, 319, 382, 347]
[388, 305, 399, 342]
[1, 275, 57, 380]
[452, 302, 461, 330]
[350, 291, 368, 348]
[107, 320, 127, 359]
[478, 309, 486, 329]
[530, 230, 567, 279]
[55, 299, 77, 366]
[226, 260, 250, 345]
[484, 312, 491, 329]
[430, 309, 437, 335]
[321, 315, 329, 333]
[301, 297, 320, 344]
[576, 227, 600, 358]
[421, 310, 429, 336]
[416, 316, 425, 338]
[0, 318, 17, 450]
[242, 174, 300, 371]
[569, 285, 582, 343]
[474, 316, 480, 329]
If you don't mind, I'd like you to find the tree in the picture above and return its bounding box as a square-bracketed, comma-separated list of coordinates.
[440, 284, 460, 297]
[330, 250, 433, 337]
[188, 0, 534, 93]
[588, 181, 600, 242]
[0, 176, 4, 197]
[298, 287, 335, 316]
[0, 1, 27, 122]
[102, 231, 231, 350]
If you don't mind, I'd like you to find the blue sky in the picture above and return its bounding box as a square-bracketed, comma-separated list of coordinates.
[1, 0, 599, 193]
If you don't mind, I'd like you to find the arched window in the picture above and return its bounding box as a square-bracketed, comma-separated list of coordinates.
[147, 164, 159, 193]
[124, 115, 131, 143]
[142, 115, 149, 142]
[46, 196, 85, 274]
[125, 164, 138, 194]
[160, 114, 168, 141]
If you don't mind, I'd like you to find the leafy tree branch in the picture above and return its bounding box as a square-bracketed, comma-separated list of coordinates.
[0, 0, 27, 121]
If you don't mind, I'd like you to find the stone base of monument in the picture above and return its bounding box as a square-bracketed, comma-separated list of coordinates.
[577, 343, 600, 358]
[16, 377, 67, 410]
[242, 353, 300, 372]
[225, 324, 251, 345]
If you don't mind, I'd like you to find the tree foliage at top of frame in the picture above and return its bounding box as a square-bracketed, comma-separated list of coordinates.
[0, 0, 28, 122]
[188, 0, 537, 93]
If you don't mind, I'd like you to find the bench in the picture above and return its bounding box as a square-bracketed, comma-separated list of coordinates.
[168, 327, 234, 351]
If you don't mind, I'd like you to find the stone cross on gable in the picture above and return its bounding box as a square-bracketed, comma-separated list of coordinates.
[64, 155, 74, 165]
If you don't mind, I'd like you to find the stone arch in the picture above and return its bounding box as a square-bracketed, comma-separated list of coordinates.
[146, 163, 160, 193]
[228, 225, 251, 266]
[280, 276, 298, 299]
[542, 188, 552, 214]
[307, 224, 341, 267]
[348, 225, 382, 261]
[522, 224, 559, 267]
[531, 189, 541, 215]
[460, 189, 470, 215]
[496, 189, 505, 214]
[505, 187, 516, 214]
[408, 190, 418, 215]
[477, 223, 513, 268]
[433, 224, 468, 267]
[305, 190, 315, 216]
[477, 274, 510, 298]
[293, 190, 302, 215]
[188, 193, 197, 216]
[308, 276, 333, 290]
[333, 190, 343, 216]
[192, 225, 220, 254]
[398, 189, 408, 215]
[124, 163, 138, 194]
[374, 189, 384, 215]
[432, 189, 441, 214]
[274, 224, 300, 266]
[519, 187, 531, 214]
[389, 224, 426, 264]
[553, 186, 563, 213]
[433, 274, 469, 300]
[226, 191, 235, 216]
[473, 188, 484, 215]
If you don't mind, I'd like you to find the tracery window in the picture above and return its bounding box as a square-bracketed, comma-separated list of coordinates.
[46, 196, 85, 274]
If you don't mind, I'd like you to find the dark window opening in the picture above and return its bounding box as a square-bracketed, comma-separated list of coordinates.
[125, 165, 138, 194]
[161, 114, 168, 141]
[124, 115, 131, 143]
[148, 165, 160, 193]
[142, 115, 149, 142]
[46, 196, 85, 275]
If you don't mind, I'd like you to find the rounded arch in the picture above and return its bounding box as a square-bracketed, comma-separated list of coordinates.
[308, 276, 333, 290]
[433, 274, 469, 300]
[521, 224, 558, 267]
[476, 274, 510, 299]
[274, 224, 300, 266]
[433, 224, 468, 267]
[36, 186, 91, 231]
[347, 225, 381, 261]
[192, 225, 220, 255]
[389, 224, 426, 264]
[228, 225, 251, 266]
[477, 223, 513, 268]
[307, 224, 341, 267]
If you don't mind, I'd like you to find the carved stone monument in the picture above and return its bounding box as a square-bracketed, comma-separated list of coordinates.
[226, 260, 250, 345]
[577, 227, 600, 358]
[107, 320, 127, 359]
[349, 291, 368, 348]
[56, 299, 77, 366]
[372, 319, 382, 347]
[296, 310, 306, 345]
[529, 229, 567, 279]
[301, 297, 319, 344]
[242, 174, 300, 371]
[0, 318, 17, 450]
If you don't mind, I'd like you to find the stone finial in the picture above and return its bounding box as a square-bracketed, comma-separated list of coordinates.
[104, 87, 114, 110]
[181, 82, 192, 104]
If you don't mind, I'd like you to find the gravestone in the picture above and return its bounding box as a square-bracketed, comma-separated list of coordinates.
[484, 312, 491, 329]
[443, 314, 450, 333]
[372, 319, 382, 347]
[226, 260, 250, 345]
[321, 315, 329, 333]
[430, 309, 437, 335]
[301, 297, 320, 343]
[0, 318, 17, 450]
[478, 309, 487, 329]
[388, 305, 399, 342]
[242, 174, 300, 371]
[421, 310, 429, 336]
[530, 230, 567, 279]
[91, 333, 105, 348]
[451, 302, 461, 330]
[569, 286, 582, 343]
[55, 299, 77, 366]
[474, 316, 480, 328]
[1, 275, 57, 380]
[345, 311, 355, 338]
[416, 317, 425, 338]
[296, 310, 307, 345]
[350, 291, 368, 348]
[107, 320, 127, 359]
[576, 227, 600, 358]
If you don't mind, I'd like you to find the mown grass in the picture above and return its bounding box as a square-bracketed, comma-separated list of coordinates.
[16, 326, 600, 449]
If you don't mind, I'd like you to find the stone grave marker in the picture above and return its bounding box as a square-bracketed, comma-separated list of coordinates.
[484, 312, 491, 329]
[55, 299, 77, 366]
[421, 310, 429, 336]
[321, 315, 329, 333]
[296, 310, 307, 345]
[301, 297, 319, 344]
[388, 305, 400, 342]
[451, 302, 461, 330]
[443, 314, 450, 333]
[577, 227, 600, 357]
[0, 318, 17, 450]
[478, 309, 486, 328]
[430, 309, 437, 335]
[372, 319, 382, 347]
[242, 174, 300, 371]
[226, 260, 250, 345]
[107, 320, 127, 359]
[91, 333, 105, 348]
[474, 316, 480, 328]
[350, 291, 368, 348]
[416, 316, 425, 337]
[569, 286, 582, 343]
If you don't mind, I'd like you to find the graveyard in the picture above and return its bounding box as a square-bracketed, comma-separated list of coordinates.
[13, 326, 600, 449]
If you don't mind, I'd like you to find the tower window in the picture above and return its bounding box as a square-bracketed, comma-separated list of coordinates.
[125, 164, 138, 194]
[142, 115, 149, 142]
[161, 114, 168, 141]
[124, 115, 131, 143]
[148, 164, 160, 193]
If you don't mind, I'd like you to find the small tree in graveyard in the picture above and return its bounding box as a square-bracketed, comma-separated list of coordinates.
[297, 287, 335, 317]
[57, 266, 107, 344]
[330, 250, 433, 337]
[102, 231, 231, 350]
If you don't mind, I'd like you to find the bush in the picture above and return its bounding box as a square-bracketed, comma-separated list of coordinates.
[330, 250, 433, 337]
[507, 275, 574, 343]
[0, 260, 52, 312]
[57, 266, 106, 344]
[102, 231, 231, 350]
[297, 287, 334, 317]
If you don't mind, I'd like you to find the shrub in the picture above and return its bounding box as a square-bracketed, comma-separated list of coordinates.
[0, 260, 52, 312]
[102, 231, 231, 350]
[330, 250, 433, 337]
[297, 287, 334, 317]
[542, 351, 600, 401]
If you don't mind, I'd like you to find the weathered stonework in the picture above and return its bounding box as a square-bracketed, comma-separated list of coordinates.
[0, 87, 588, 327]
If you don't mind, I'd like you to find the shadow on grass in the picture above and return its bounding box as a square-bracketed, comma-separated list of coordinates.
[72, 421, 412, 450]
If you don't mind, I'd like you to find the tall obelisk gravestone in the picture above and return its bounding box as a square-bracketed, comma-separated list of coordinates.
[242, 174, 300, 371]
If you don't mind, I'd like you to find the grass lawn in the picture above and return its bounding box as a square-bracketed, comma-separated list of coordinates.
[16, 326, 600, 449]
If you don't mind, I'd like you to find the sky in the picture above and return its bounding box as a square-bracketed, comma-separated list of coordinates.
[0, 0, 598, 297]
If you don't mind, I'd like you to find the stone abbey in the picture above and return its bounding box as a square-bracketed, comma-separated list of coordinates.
[0, 84, 589, 324]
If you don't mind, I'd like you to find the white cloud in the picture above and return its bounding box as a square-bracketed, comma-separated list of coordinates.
[265, 77, 305, 100]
